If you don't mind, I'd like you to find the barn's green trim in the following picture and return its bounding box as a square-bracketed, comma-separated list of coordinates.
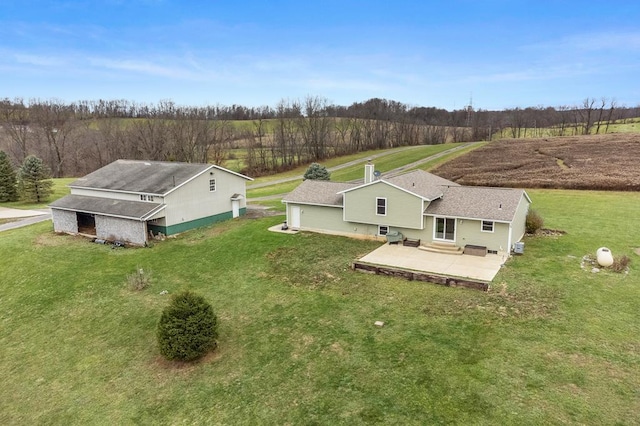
[147, 208, 246, 236]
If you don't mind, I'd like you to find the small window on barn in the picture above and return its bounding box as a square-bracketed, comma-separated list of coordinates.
[376, 197, 386, 216]
[209, 179, 216, 192]
[140, 194, 147, 201]
[481, 220, 494, 232]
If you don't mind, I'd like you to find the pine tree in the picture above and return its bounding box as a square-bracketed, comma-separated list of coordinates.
[303, 163, 331, 181]
[0, 151, 18, 202]
[17, 155, 54, 203]
[157, 291, 218, 361]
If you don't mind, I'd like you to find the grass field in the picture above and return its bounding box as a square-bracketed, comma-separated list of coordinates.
[1, 178, 74, 210]
[1, 187, 639, 424]
[246, 143, 466, 199]
[495, 117, 640, 139]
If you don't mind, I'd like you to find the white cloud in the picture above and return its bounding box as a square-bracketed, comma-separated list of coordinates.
[14, 53, 66, 67]
[523, 31, 640, 52]
[88, 57, 200, 79]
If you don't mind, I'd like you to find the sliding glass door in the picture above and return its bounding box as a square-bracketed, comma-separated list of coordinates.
[435, 217, 456, 241]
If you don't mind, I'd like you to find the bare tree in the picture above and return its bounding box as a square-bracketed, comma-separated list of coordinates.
[0, 98, 32, 163]
[579, 97, 596, 135]
[604, 99, 617, 134]
[594, 98, 607, 134]
[30, 99, 79, 177]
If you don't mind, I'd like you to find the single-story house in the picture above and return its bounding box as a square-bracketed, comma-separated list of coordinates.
[50, 159, 252, 245]
[282, 162, 531, 255]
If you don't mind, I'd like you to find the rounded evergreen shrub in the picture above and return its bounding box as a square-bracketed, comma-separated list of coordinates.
[157, 291, 218, 361]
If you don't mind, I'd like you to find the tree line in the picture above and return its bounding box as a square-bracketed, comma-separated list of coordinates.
[0, 96, 636, 178]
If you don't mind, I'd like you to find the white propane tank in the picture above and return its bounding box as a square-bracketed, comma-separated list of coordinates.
[596, 247, 614, 267]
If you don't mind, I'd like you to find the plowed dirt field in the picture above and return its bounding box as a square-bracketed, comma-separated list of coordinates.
[432, 133, 640, 190]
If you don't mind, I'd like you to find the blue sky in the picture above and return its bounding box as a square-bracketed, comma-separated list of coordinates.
[2, 0, 639, 110]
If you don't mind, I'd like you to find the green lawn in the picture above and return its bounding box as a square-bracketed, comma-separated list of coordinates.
[246, 147, 395, 186]
[1, 189, 639, 424]
[1, 178, 74, 210]
[247, 143, 465, 198]
[330, 143, 462, 182]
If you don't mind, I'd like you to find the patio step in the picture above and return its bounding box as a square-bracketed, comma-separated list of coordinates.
[418, 242, 463, 255]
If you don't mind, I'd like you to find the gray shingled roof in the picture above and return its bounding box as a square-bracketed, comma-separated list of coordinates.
[282, 180, 358, 206]
[425, 186, 528, 222]
[69, 160, 249, 195]
[385, 170, 459, 200]
[50, 194, 163, 220]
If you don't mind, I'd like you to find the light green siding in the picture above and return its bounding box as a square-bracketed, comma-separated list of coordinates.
[423, 216, 434, 243]
[511, 193, 531, 243]
[291, 204, 354, 233]
[456, 219, 510, 252]
[343, 182, 423, 229]
[287, 203, 431, 241]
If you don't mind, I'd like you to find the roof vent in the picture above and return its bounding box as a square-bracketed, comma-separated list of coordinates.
[499, 203, 502, 210]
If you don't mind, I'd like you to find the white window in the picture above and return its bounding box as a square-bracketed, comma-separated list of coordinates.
[209, 179, 216, 192]
[140, 194, 147, 201]
[378, 225, 389, 236]
[376, 197, 386, 216]
[481, 220, 494, 232]
[148, 195, 154, 202]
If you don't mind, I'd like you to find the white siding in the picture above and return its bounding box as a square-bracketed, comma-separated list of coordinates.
[163, 170, 247, 227]
[70, 187, 165, 203]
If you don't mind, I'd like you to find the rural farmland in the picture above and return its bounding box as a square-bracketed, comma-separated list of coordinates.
[432, 133, 640, 190]
[2, 137, 640, 424]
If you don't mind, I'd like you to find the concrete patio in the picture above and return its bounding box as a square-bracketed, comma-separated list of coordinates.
[357, 243, 509, 282]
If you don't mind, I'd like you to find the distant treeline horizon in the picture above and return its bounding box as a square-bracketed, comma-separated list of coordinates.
[1, 96, 637, 178]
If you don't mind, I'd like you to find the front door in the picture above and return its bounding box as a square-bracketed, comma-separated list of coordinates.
[435, 217, 456, 241]
[290, 206, 301, 229]
[232, 200, 240, 218]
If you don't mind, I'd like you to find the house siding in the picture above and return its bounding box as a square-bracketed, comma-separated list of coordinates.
[148, 208, 244, 236]
[511, 194, 530, 244]
[70, 187, 165, 203]
[163, 171, 246, 227]
[51, 209, 78, 234]
[287, 203, 430, 241]
[95, 216, 147, 245]
[343, 182, 423, 229]
[456, 220, 510, 252]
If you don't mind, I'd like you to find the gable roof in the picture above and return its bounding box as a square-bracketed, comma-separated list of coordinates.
[50, 194, 165, 221]
[386, 170, 460, 199]
[282, 180, 358, 206]
[338, 170, 459, 201]
[69, 159, 251, 195]
[425, 186, 530, 222]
